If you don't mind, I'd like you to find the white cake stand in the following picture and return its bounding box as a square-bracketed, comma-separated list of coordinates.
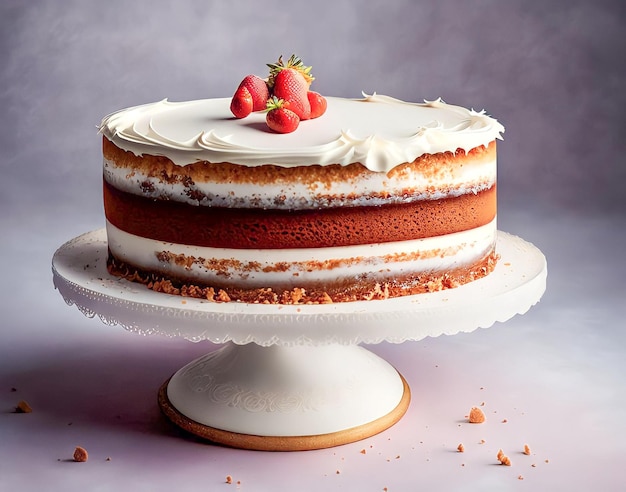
[52, 229, 546, 451]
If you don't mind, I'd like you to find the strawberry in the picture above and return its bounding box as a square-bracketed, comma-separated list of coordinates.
[267, 55, 312, 120]
[267, 55, 314, 88]
[271, 69, 311, 120]
[265, 96, 300, 134]
[307, 91, 327, 119]
[230, 85, 253, 119]
[236, 74, 270, 111]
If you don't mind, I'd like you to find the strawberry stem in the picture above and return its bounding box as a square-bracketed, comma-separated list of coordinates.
[265, 96, 287, 112]
[267, 54, 314, 88]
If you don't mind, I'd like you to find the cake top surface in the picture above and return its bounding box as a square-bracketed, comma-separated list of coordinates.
[99, 93, 504, 172]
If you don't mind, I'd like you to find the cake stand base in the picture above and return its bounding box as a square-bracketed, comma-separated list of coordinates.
[52, 229, 546, 451]
[157, 342, 410, 451]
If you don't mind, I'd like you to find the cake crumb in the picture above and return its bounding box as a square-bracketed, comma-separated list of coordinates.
[106, 457, 111, 461]
[73, 446, 88, 462]
[336, 470, 341, 474]
[518, 475, 524, 480]
[15, 400, 32, 413]
[501, 419, 508, 423]
[523, 444, 531, 455]
[497, 449, 511, 466]
[468, 406, 485, 423]
[479, 439, 486, 444]
[225, 475, 233, 484]
[360, 449, 366, 454]
[216, 289, 231, 302]
[457, 443, 465, 453]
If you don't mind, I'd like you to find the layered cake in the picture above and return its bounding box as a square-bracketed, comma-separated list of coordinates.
[100, 92, 504, 304]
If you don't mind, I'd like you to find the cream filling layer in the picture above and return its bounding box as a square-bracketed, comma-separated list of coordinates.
[103, 157, 496, 209]
[106, 219, 497, 289]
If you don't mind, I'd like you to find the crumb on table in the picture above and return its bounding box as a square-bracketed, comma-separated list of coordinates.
[468, 406, 485, 423]
[496, 449, 511, 466]
[15, 400, 32, 413]
[73, 446, 88, 462]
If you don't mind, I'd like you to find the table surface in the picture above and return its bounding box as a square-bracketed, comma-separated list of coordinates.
[1, 209, 625, 491]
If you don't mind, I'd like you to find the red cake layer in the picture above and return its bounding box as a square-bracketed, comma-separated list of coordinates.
[104, 180, 496, 249]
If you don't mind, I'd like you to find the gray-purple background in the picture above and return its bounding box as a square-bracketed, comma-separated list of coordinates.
[1, 2, 625, 491]
[2, 0, 625, 229]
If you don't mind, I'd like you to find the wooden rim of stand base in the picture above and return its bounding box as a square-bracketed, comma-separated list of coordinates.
[158, 374, 411, 452]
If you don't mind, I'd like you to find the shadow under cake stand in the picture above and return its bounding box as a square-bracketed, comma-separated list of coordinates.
[52, 229, 546, 451]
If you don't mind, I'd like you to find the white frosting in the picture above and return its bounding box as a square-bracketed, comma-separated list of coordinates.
[99, 94, 504, 173]
[106, 219, 497, 289]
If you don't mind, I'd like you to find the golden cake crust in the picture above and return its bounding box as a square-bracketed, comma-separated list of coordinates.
[103, 137, 495, 187]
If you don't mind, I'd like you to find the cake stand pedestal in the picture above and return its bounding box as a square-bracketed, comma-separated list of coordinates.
[52, 230, 546, 451]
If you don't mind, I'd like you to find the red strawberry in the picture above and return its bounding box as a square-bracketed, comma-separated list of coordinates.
[272, 69, 311, 120]
[267, 55, 313, 120]
[237, 74, 270, 111]
[230, 85, 253, 119]
[307, 91, 327, 119]
[266, 97, 300, 134]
